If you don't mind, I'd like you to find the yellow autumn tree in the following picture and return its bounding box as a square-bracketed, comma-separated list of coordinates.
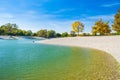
[112, 9, 120, 33]
[72, 21, 84, 36]
[92, 19, 111, 35]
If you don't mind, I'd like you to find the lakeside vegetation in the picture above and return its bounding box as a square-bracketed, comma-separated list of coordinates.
[0, 9, 120, 38]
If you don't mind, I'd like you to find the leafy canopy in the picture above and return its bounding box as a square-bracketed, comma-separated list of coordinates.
[72, 21, 84, 34]
[92, 19, 111, 35]
[112, 9, 120, 33]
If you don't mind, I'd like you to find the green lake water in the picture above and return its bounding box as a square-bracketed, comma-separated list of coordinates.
[0, 39, 119, 80]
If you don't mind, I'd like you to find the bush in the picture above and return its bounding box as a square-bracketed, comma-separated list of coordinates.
[47, 30, 56, 38]
[56, 33, 61, 37]
[61, 32, 68, 37]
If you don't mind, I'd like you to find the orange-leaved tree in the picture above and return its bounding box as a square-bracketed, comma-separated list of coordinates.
[72, 21, 84, 36]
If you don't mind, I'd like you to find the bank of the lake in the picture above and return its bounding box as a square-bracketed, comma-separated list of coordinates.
[0, 36, 45, 40]
[38, 36, 120, 63]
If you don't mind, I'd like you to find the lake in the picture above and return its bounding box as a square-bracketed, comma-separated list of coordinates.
[0, 39, 119, 80]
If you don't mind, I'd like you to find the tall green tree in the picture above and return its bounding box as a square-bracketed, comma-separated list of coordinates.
[0, 28, 4, 35]
[61, 32, 68, 37]
[47, 30, 56, 38]
[17, 29, 24, 36]
[0, 23, 18, 35]
[92, 19, 111, 35]
[26, 30, 33, 36]
[72, 21, 84, 36]
[56, 33, 61, 37]
[112, 9, 120, 33]
[11, 24, 18, 36]
[36, 29, 47, 38]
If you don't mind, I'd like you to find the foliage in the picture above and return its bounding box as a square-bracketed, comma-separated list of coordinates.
[47, 30, 56, 38]
[61, 32, 68, 37]
[36, 29, 47, 38]
[0, 23, 66, 38]
[56, 33, 61, 37]
[0, 23, 34, 36]
[82, 33, 91, 36]
[111, 32, 120, 35]
[25, 30, 33, 36]
[92, 19, 111, 35]
[112, 9, 120, 33]
[0, 23, 18, 35]
[72, 21, 84, 35]
[0, 28, 4, 35]
[70, 31, 76, 37]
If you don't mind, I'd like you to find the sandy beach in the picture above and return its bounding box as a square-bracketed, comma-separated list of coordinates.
[38, 36, 120, 63]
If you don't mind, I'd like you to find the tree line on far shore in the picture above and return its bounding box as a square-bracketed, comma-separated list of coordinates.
[0, 9, 120, 38]
[0, 24, 69, 38]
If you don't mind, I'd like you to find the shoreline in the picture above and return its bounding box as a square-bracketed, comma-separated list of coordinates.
[37, 36, 120, 63]
[0, 36, 45, 40]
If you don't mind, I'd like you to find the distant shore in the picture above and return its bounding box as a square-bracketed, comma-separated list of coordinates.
[0, 36, 45, 40]
[38, 36, 120, 63]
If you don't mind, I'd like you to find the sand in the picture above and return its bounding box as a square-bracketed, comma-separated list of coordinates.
[37, 36, 120, 63]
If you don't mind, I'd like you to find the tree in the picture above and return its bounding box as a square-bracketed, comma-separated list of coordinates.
[17, 29, 24, 36]
[0, 24, 12, 35]
[32, 33, 37, 36]
[36, 29, 47, 38]
[47, 30, 56, 38]
[92, 19, 111, 35]
[112, 9, 120, 33]
[61, 32, 68, 37]
[11, 24, 18, 36]
[0, 28, 4, 35]
[56, 33, 61, 37]
[70, 31, 76, 37]
[72, 21, 84, 36]
[0, 23, 19, 35]
[24, 30, 32, 36]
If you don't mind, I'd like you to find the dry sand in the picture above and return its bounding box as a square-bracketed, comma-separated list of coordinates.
[37, 36, 120, 63]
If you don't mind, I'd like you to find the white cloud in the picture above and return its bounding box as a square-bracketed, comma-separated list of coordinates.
[101, 2, 120, 7]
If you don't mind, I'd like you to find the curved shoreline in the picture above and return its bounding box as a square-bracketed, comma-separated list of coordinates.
[37, 36, 120, 63]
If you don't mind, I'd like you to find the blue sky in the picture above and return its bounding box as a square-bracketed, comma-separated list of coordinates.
[0, 0, 120, 33]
